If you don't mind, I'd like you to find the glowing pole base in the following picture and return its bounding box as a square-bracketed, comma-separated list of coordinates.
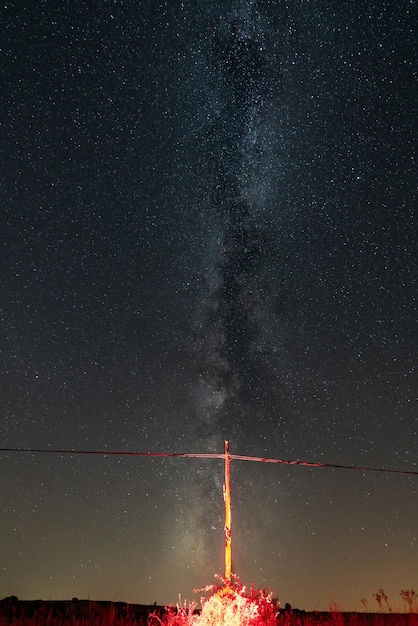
[182, 577, 279, 626]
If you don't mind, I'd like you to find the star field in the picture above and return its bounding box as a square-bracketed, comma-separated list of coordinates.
[1, 0, 417, 612]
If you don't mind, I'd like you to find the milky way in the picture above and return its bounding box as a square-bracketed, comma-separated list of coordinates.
[192, 4, 275, 449]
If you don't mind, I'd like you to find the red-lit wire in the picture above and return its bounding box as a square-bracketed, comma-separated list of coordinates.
[0, 447, 416, 475]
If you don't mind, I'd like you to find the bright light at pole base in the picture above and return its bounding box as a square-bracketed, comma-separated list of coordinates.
[173, 575, 280, 626]
[198, 589, 261, 626]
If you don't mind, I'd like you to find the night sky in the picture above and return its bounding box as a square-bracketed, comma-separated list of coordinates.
[1, 0, 417, 613]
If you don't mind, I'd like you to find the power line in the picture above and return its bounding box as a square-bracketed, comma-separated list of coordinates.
[229, 454, 418, 475]
[0, 448, 223, 459]
[0, 447, 417, 475]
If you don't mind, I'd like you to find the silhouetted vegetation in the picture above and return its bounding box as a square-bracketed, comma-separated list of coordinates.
[1, 588, 417, 625]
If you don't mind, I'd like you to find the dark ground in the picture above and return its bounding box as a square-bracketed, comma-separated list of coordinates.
[1, 596, 416, 624]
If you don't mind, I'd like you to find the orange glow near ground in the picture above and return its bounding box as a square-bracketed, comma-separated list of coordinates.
[195, 584, 278, 626]
[171, 575, 280, 626]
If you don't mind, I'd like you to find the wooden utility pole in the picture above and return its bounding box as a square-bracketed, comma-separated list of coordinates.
[224, 440, 232, 582]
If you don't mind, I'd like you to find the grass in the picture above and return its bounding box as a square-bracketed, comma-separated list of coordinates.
[1, 583, 417, 625]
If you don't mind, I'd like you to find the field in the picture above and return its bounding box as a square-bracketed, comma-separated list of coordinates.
[1, 603, 417, 626]
[1, 584, 417, 626]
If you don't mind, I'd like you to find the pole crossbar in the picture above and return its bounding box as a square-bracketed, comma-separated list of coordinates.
[0, 447, 416, 475]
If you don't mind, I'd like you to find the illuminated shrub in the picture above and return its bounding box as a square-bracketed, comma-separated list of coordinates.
[197, 589, 258, 626]
[192, 576, 278, 626]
